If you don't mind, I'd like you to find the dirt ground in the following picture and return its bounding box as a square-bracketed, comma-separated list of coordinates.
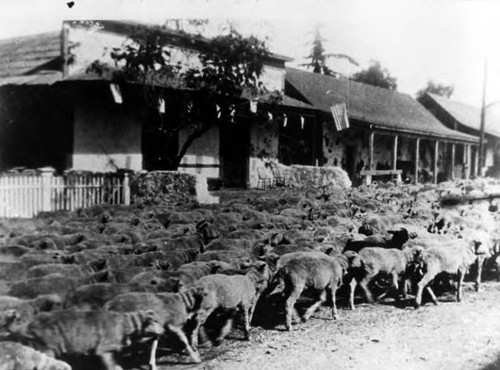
[147, 281, 500, 370]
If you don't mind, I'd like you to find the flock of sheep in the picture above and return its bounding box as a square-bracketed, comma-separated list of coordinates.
[0, 177, 499, 370]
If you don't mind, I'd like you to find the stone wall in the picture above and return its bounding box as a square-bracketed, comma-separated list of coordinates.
[279, 164, 351, 189]
[130, 171, 218, 205]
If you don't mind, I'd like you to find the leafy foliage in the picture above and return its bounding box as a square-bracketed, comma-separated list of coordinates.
[351, 60, 397, 90]
[87, 24, 275, 170]
[416, 80, 454, 99]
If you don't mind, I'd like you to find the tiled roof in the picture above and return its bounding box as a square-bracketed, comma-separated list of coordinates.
[0, 32, 62, 78]
[285, 68, 478, 143]
[424, 93, 500, 138]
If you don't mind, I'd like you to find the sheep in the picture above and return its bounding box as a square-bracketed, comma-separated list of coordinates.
[104, 286, 211, 366]
[192, 262, 270, 347]
[7, 276, 94, 300]
[0, 341, 71, 370]
[196, 249, 252, 264]
[26, 263, 93, 279]
[343, 228, 412, 253]
[0, 294, 62, 328]
[268, 253, 347, 331]
[4, 308, 163, 370]
[346, 247, 416, 309]
[131, 261, 230, 291]
[411, 244, 476, 309]
[0, 262, 28, 281]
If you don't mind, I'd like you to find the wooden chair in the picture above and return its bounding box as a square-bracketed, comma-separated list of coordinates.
[269, 162, 287, 187]
[257, 167, 273, 189]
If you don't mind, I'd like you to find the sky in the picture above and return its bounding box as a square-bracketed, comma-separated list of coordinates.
[1, 0, 500, 110]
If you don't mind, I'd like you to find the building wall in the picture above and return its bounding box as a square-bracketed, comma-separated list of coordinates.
[177, 125, 220, 178]
[72, 94, 142, 172]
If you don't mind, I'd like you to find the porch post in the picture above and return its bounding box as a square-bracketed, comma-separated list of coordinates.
[366, 131, 374, 185]
[464, 144, 470, 180]
[414, 138, 420, 185]
[392, 135, 398, 170]
[40, 167, 55, 213]
[368, 131, 374, 171]
[475, 146, 480, 177]
[451, 143, 456, 180]
[433, 140, 439, 184]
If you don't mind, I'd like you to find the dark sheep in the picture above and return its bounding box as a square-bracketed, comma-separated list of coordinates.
[346, 247, 416, 309]
[268, 253, 347, 331]
[411, 244, 476, 309]
[64, 282, 172, 310]
[192, 262, 270, 346]
[104, 286, 211, 365]
[343, 228, 411, 253]
[4, 309, 163, 370]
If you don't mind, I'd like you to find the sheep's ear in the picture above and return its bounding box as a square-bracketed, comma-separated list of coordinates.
[3, 309, 20, 324]
[256, 262, 267, 273]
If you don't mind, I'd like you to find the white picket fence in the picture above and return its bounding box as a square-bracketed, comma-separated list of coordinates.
[0, 168, 130, 218]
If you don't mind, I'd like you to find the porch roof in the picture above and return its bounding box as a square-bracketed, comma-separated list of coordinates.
[422, 93, 500, 139]
[285, 68, 478, 144]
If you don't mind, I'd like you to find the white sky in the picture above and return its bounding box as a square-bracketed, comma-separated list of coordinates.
[1, 0, 499, 109]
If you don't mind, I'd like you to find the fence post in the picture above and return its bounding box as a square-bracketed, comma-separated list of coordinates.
[39, 167, 54, 212]
[122, 173, 130, 206]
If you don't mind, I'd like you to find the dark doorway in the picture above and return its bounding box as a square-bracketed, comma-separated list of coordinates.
[220, 121, 250, 187]
[141, 105, 179, 171]
[0, 86, 73, 172]
[278, 115, 315, 165]
[345, 145, 357, 180]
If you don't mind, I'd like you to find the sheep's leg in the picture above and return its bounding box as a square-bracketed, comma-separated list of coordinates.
[285, 286, 303, 331]
[303, 290, 326, 322]
[330, 283, 339, 320]
[415, 274, 434, 309]
[167, 324, 201, 363]
[475, 256, 485, 292]
[214, 317, 234, 345]
[425, 286, 438, 305]
[348, 278, 358, 310]
[99, 352, 123, 370]
[241, 304, 251, 340]
[359, 277, 374, 304]
[456, 270, 465, 302]
[148, 338, 158, 370]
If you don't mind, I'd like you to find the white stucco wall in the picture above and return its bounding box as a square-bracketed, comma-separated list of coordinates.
[178, 125, 220, 178]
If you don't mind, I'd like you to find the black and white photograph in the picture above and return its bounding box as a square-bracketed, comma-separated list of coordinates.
[0, 0, 499, 369]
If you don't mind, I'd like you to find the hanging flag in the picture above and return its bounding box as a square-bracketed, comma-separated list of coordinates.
[283, 113, 288, 127]
[330, 102, 350, 131]
[110, 83, 122, 104]
[158, 97, 165, 113]
[250, 100, 258, 114]
[300, 116, 305, 129]
[268, 112, 273, 122]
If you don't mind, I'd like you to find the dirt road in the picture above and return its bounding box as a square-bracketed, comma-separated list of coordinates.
[154, 281, 500, 370]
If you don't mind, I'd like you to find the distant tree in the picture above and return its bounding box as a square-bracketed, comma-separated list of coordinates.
[300, 28, 358, 76]
[416, 80, 454, 99]
[351, 60, 397, 90]
[88, 24, 277, 170]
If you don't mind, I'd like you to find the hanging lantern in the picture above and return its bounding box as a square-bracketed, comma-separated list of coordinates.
[250, 100, 258, 113]
[283, 113, 288, 127]
[158, 97, 165, 113]
[300, 116, 305, 129]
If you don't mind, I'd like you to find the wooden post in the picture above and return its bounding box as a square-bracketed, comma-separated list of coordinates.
[414, 138, 420, 185]
[464, 144, 469, 180]
[433, 140, 439, 184]
[367, 131, 375, 185]
[122, 173, 130, 206]
[39, 167, 54, 213]
[451, 143, 456, 180]
[392, 135, 398, 170]
[475, 146, 480, 177]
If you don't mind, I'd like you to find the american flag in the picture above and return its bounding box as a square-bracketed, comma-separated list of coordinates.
[330, 102, 350, 131]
